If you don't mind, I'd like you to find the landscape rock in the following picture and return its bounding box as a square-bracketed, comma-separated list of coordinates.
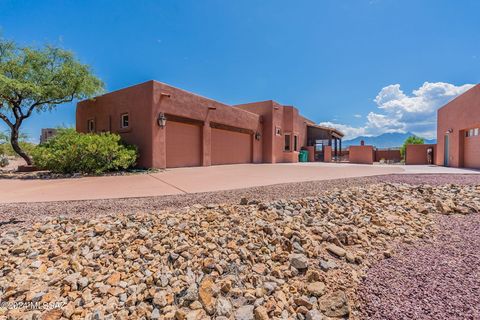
[235, 305, 255, 320]
[318, 291, 349, 317]
[306, 282, 326, 297]
[0, 183, 477, 319]
[305, 309, 324, 320]
[326, 244, 346, 258]
[290, 253, 309, 269]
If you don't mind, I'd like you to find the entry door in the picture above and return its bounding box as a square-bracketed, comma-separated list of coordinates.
[444, 135, 449, 166]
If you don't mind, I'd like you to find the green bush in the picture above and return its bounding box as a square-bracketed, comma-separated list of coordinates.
[32, 129, 138, 174]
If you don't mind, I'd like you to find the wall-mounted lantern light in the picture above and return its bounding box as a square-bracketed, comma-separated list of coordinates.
[157, 112, 167, 128]
[445, 128, 453, 134]
[255, 132, 261, 140]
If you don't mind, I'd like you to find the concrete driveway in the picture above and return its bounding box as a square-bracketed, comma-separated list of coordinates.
[0, 163, 477, 203]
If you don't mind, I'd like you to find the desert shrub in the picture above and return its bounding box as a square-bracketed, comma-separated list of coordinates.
[32, 128, 138, 174]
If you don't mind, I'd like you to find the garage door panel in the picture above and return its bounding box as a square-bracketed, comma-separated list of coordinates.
[464, 136, 480, 169]
[166, 121, 202, 168]
[211, 128, 252, 165]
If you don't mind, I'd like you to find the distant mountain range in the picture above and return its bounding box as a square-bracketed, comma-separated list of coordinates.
[342, 132, 436, 148]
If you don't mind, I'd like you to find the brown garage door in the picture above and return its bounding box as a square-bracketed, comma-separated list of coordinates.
[211, 127, 252, 165]
[464, 131, 480, 169]
[166, 121, 202, 168]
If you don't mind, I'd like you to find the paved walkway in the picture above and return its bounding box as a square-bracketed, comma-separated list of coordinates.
[0, 163, 478, 203]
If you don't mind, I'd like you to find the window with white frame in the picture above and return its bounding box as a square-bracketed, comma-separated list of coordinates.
[88, 119, 95, 133]
[121, 113, 129, 128]
[469, 129, 474, 137]
[474, 128, 479, 136]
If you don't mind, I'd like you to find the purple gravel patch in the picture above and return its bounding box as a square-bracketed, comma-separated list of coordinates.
[358, 213, 480, 320]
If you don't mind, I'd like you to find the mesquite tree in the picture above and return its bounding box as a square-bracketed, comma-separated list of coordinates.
[0, 38, 103, 165]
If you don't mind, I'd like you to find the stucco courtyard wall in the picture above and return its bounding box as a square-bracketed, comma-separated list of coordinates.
[405, 144, 436, 165]
[349, 146, 374, 164]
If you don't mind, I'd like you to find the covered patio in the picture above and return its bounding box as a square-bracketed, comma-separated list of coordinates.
[306, 124, 345, 161]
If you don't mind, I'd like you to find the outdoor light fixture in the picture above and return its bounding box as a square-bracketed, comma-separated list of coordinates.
[157, 112, 167, 128]
[446, 128, 453, 134]
[255, 132, 261, 140]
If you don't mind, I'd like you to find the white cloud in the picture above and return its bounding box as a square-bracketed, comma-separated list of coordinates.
[320, 121, 368, 140]
[321, 82, 475, 140]
[353, 114, 362, 118]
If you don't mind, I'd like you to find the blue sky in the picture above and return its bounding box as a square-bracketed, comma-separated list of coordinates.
[1, 0, 479, 140]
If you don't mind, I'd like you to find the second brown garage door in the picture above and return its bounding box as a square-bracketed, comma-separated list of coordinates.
[211, 127, 252, 165]
[463, 133, 480, 169]
[166, 121, 202, 168]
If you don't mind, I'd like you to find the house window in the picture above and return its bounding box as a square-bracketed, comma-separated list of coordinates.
[121, 113, 129, 128]
[284, 134, 291, 151]
[88, 119, 95, 133]
[294, 135, 298, 151]
[475, 128, 479, 136]
[469, 129, 474, 137]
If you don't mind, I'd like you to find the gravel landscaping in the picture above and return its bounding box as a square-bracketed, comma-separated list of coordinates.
[0, 174, 478, 232]
[358, 213, 480, 320]
[0, 181, 479, 319]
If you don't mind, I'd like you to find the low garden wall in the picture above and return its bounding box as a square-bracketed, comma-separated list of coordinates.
[349, 145, 374, 164]
[405, 144, 436, 165]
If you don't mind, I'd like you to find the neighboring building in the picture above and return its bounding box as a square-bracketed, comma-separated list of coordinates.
[40, 128, 57, 144]
[437, 84, 480, 169]
[76, 80, 344, 169]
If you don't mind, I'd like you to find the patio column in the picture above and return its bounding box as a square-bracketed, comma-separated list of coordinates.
[339, 139, 342, 160]
[334, 137, 338, 159]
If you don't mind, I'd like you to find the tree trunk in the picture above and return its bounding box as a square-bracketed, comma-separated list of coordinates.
[10, 127, 32, 165]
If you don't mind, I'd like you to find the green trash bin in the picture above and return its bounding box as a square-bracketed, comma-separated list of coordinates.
[303, 150, 309, 162]
[299, 150, 308, 162]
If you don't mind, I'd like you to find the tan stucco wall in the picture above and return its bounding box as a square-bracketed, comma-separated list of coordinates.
[77, 81, 316, 169]
[76, 82, 155, 168]
[437, 84, 480, 169]
[235, 101, 309, 164]
[405, 144, 436, 165]
[349, 146, 374, 164]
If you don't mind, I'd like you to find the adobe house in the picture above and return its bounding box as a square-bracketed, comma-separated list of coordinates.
[76, 80, 343, 168]
[436, 84, 480, 169]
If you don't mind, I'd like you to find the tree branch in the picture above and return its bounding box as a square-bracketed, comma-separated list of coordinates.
[0, 112, 14, 129]
[22, 93, 76, 120]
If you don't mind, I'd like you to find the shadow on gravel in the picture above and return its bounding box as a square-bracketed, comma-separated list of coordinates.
[0, 218, 25, 227]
